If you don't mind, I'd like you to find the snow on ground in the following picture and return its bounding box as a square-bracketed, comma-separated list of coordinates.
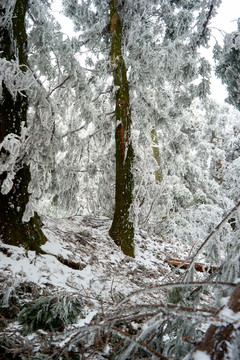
[1, 215, 234, 359]
[0, 215, 183, 315]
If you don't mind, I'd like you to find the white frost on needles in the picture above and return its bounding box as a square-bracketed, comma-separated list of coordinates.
[0, 131, 26, 195]
[0, 59, 34, 101]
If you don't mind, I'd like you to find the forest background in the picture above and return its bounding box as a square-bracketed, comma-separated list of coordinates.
[0, 0, 239, 359]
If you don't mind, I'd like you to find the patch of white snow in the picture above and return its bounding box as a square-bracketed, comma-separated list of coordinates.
[192, 350, 211, 360]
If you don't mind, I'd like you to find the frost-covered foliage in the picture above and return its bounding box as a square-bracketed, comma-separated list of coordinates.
[1, 0, 238, 250]
[50, 0, 221, 218]
[18, 295, 83, 334]
[39, 2, 239, 271]
[23, 0, 94, 219]
[214, 20, 240, 111]
[1, 1, 239, 358]
[132, 97, 239, 250]
[0, 0, 94, 219]
[0, 130, 27, 194]
[0, 59, 34, 100]
[52, 0, 239, 293]
[115, 203, 239, 358]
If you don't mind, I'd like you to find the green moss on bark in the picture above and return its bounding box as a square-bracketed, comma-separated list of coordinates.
[108, 0, 135, 257]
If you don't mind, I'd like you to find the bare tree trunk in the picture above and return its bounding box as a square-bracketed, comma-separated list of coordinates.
[108, 0, 135, 257]
[0, 0, 46, 251]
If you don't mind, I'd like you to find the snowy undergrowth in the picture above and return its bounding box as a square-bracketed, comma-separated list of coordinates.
[0, 215, 237, 359]
[0, 215, 180, 310]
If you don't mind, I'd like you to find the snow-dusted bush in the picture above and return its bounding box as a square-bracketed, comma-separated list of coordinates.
[18, 295, 83, 334]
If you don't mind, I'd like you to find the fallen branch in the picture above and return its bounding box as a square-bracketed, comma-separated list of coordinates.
[107, 303, 217, 324]
[115, 281, 236, 310]
[166, 258, 218, 274]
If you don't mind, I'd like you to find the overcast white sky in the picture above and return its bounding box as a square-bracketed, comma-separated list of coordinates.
[51, 0, 240, 104]
[212, 0, 239, 38]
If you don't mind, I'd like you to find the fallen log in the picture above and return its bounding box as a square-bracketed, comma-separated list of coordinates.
[166, 258, 218, 274]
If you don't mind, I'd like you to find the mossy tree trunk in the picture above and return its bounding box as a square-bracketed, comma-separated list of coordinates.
[0, 0, 47, 251]
[108, 0, 135, 257]
[151, 128, 163, 184]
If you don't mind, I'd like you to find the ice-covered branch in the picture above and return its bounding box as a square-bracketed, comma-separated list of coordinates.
[114, 281, 236, 310]
[46, 76, 71, 99]
[112, 326, 169, 360]
[184, 200, 240, 280]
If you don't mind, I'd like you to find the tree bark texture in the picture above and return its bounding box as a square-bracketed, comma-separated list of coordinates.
[0, 0, 47, 251]
[108, 0, 135, 257]
[189, 284, 240, 359]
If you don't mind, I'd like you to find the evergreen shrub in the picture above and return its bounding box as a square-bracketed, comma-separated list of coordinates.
[18, 295, 83, 334]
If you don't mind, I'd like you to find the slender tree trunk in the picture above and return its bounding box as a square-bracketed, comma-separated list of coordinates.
[0, 0, 46, 251]
[151, 128, 163, 184]
[108, 0, 135, 257]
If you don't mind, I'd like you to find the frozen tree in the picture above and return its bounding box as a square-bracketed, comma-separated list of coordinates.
[155, 99, 238, 240]
[0, 0, 228, 258]
[214, 19, 240, 111]
[0, 0, 47, 250]
[107, 0, 135, 256]
[62, 0, 222, 256]
[212, 22, 240, 239]
[0, 0, 88, 249]
[26, 0, 92, 219]
[213, 22, 240, 203]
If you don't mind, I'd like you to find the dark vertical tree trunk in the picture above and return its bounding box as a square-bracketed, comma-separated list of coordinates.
[108, 0, 135, 257]
[0, 0, 46, 251]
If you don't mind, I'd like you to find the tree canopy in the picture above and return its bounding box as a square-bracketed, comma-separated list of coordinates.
[0, 0, 239, 358]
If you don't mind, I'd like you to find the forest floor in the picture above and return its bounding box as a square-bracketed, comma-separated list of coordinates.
[0, 215, 228, 359]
